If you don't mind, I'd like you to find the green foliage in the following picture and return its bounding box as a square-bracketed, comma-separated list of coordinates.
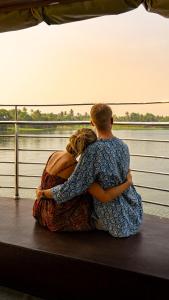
[0, 108, 169, 132]
[116, 111, 169, 122]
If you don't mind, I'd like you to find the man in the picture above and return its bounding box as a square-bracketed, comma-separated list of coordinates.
[37, 103, 143, 237]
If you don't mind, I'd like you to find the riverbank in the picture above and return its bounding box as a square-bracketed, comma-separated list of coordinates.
[1, 124, 169, 134]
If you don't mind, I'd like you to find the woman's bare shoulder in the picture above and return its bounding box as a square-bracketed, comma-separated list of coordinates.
[46, 151, 76, 175]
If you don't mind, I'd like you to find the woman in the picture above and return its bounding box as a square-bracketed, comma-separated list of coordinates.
[34, 128, 132, 232]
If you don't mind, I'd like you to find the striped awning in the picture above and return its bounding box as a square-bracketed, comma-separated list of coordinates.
[0, 0, 168, 33]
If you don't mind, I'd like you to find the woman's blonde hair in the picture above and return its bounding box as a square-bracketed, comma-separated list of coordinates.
[66, 128, 97, 158]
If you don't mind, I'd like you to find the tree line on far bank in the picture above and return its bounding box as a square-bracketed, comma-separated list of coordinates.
[0, 107, 169, 131]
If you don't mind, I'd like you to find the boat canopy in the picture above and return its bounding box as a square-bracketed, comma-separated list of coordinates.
[0, 0, 168, 33]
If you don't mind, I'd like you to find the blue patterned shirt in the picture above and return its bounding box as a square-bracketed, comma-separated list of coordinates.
[51, 137, 143, 237]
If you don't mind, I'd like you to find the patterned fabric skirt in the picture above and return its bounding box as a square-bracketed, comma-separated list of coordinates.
[33, 172, 94, 231]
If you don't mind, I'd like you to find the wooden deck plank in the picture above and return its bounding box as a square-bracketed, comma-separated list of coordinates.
[0, 197, 169, 299]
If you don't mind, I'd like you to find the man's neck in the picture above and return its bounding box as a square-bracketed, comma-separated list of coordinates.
[97, 130, 114, 140]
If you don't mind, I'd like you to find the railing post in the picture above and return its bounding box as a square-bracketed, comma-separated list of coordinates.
[14, 105, 19, 200]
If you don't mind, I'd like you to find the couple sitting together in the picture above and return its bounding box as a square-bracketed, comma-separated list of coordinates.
[34, 103, 143, 238]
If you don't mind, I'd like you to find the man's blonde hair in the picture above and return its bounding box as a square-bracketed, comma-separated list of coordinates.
[66, 128, 97, 158]
[90, 103, 113, 131]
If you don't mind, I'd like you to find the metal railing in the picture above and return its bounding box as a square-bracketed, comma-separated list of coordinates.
[0, 103, 169, 205]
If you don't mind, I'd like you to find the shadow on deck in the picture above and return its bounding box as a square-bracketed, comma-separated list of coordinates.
[0, 197, 169, 299]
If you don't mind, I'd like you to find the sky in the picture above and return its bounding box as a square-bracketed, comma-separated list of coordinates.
[0, 4, 169, 116]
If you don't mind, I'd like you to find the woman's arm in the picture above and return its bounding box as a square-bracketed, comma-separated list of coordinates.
[88, 171, 132, 203]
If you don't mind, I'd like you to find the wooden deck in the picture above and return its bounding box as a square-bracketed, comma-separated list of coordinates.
[0, 197, 169, 299]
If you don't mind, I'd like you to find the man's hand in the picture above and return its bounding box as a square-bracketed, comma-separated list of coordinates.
[36, 187, 53, 200]
[36, 187, 44, 200]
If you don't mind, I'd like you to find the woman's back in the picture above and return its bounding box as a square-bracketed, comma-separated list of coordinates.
[33, 151, 94, 231]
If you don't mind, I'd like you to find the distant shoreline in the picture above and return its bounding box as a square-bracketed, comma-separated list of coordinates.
[0, 125, 169, 134]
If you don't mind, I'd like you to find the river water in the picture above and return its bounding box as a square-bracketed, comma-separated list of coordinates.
[0, 129, 169, 208]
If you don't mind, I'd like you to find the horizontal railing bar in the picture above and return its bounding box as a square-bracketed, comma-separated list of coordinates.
[11, 185, 169, 191]
[17, 135, 169, 143]
[0, 161, 45, 165]
[132, 169, 169, 176]
[3, 148, 166, 159]
[0, 148, 14, 151]
[17, 149, 169, 159]
[1, 133, 168, 144]
[0, 186, 14, 189]
[1, 169, 168, 177]
[1, 171, 169, 178]
[1, 120, 89, 125]
[0, 149, 54, 154]
[18, 135, 70, 138]
[0, 101, 169, 106]
[0, 174, 14, 177]
[18, 149, 56, 152]
[19, 185, 169, 192]
[123, 138, 169, 143]
[142, 200, 169, 207]
[1, 183, 168, 193]
[19, 187, 36, 190]
[0, 161, 14, 164]
[1, 134, 169, 144]
[19, 162, 44, 165]
[0, 174, 41, 177]
[0, 135, 14, 138]
[1, 148, 168, 160]
[0, 120, 169, 126]
[21, 175, 40, 178]
[0, 186, 35, 189]
[131, 154, 169, 159]
[18, 149, 169, 159]
[17, 164, 169, 173]
[19, 175, 40, 178]
[135, 184, 169, 192]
